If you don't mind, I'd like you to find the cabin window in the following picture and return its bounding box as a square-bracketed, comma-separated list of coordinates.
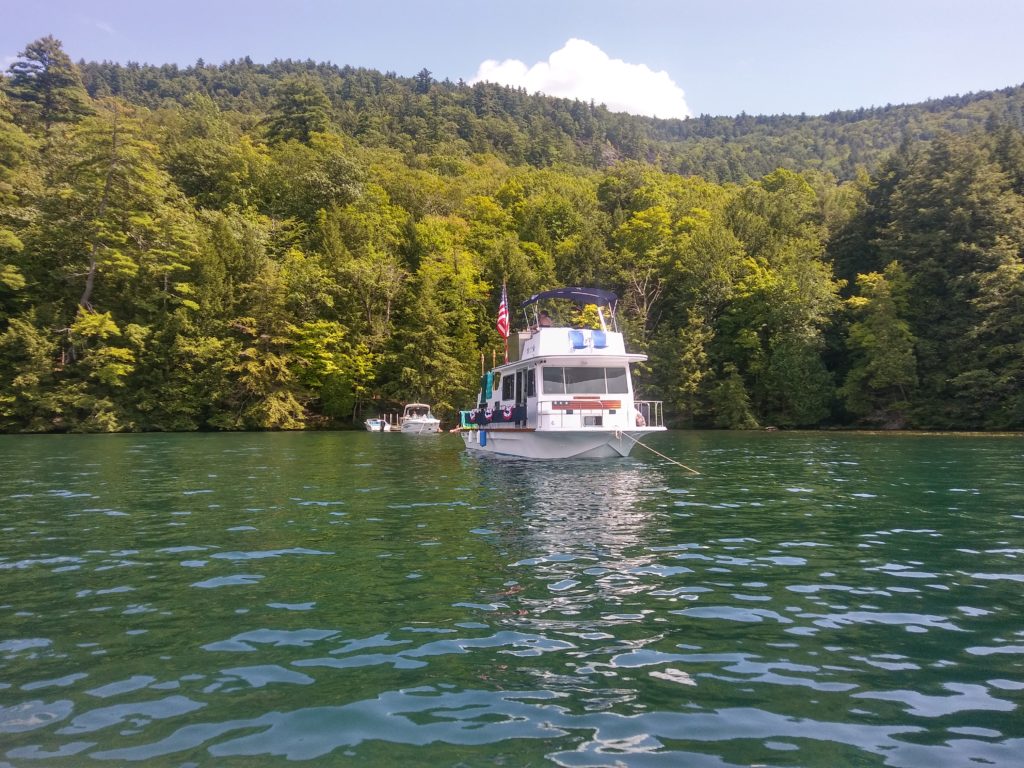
[565, 367, 605, 394]
[605, 367, 628, 393]
[542, 367, 566, 394]
[502, 371, 515, 400]
[526, 369, 536, 397]
[540, 366, 630, 395]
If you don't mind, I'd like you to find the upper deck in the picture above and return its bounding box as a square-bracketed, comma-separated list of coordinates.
[510, 327, 634, 363]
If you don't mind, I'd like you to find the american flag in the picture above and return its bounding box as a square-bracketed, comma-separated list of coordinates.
[496, 284, 510, 340]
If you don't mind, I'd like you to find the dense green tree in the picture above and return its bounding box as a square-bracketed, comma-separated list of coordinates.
[260, 133, 364, 221]
[720, 170, 840, 426]
[26, 98, 198, 317]
[316, 183, 409, 343]
[163, 95, 269, 209]
[876, 132, 1024, 426]
[828, 150, 911, 290]
[70, 51, 1024, 183]
[839, 263, 918, 427]
[0, 85, 37, 310]
[13, 98, 202, 430]
[6, 36, 92, 130]
[0, 312, 63, 431]
[990, 119, 1024, 195]
[130, 321, 238, 431]
[952, 260, 1024, 428]
[612, 203, 672, 340]
[263, 74, 334, 144]
[211, 256, 308, 431]
[292, 320, 377, 421]
[389, 215, 487, 414]
[652, 309, 714, 426]
[708, 363, 758, 429]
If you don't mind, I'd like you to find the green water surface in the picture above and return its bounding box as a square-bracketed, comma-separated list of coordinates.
[0, 431, 1022, 766]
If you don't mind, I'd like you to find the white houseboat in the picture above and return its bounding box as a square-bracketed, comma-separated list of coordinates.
[459, 287, 665, 458]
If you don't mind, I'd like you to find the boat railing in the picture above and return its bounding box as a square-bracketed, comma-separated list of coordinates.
[634, 400, 664, 428]
[531, 399, 664, 429]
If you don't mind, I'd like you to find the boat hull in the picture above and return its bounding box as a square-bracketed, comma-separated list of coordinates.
[460, 427, 665, 459]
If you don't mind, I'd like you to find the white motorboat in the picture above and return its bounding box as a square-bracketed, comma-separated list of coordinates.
[459, 287, 666, 459]
[364, 418, 391, 432]
[399, 403, 441, 434]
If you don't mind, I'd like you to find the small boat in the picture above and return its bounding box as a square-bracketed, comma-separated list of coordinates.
[458, 287, 666, 458]
[399, 403, 441, 434]
[364, 418, 391, 432]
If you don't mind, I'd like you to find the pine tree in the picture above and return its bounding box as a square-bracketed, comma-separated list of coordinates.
[877, 131, 1024, 426]
[839, 263, 918, 427]
[263, 74, 334, 144]
[0, 84, 36, 307]
[6, 36, 92, 130]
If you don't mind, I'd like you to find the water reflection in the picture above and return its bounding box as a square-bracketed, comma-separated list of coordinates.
[474, 457, 666, 551]
[465, 458, 676, 636]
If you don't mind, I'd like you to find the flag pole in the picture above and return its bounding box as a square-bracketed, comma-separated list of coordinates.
[495, 278, 511, 365]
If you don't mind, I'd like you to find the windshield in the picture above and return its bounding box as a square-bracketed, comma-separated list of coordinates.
[541, 366, 629, 395]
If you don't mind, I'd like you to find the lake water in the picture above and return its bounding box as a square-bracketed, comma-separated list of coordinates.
[1, 431, 1022, 767]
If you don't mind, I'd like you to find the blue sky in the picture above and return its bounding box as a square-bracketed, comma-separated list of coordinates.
[4, 0, 1022, 118]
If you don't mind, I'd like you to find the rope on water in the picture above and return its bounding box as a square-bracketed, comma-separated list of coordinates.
[617, 431, 701, 475]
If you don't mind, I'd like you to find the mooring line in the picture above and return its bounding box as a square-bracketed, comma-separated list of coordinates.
[617, 431, 701, 475]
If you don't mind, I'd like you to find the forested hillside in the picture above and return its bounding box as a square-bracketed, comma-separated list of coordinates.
[1, 36, 1022, 432]
[76, 54, 1024, 183]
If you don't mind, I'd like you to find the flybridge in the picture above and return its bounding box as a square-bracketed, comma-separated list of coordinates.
[517, 286, 619, 336]
[513, 326, 630, 362]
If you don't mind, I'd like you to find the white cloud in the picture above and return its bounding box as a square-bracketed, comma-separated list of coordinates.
[471, 38, 691, 120]
[77, 15, 115, 35]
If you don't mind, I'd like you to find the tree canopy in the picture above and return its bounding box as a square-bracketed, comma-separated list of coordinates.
[1, 37, 1022, 432]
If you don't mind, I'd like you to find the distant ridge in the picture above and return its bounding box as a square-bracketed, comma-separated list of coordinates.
[77, 57, 1024, 182]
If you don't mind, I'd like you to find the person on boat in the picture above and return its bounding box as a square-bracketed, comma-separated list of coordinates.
[531, 310, 553, 331]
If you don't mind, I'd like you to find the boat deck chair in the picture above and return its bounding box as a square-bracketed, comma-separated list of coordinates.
[591, 330, 607, 348]
[569, 329, 586, 349]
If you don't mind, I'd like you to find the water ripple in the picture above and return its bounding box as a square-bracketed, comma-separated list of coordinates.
[1, 431, 1022, 766]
